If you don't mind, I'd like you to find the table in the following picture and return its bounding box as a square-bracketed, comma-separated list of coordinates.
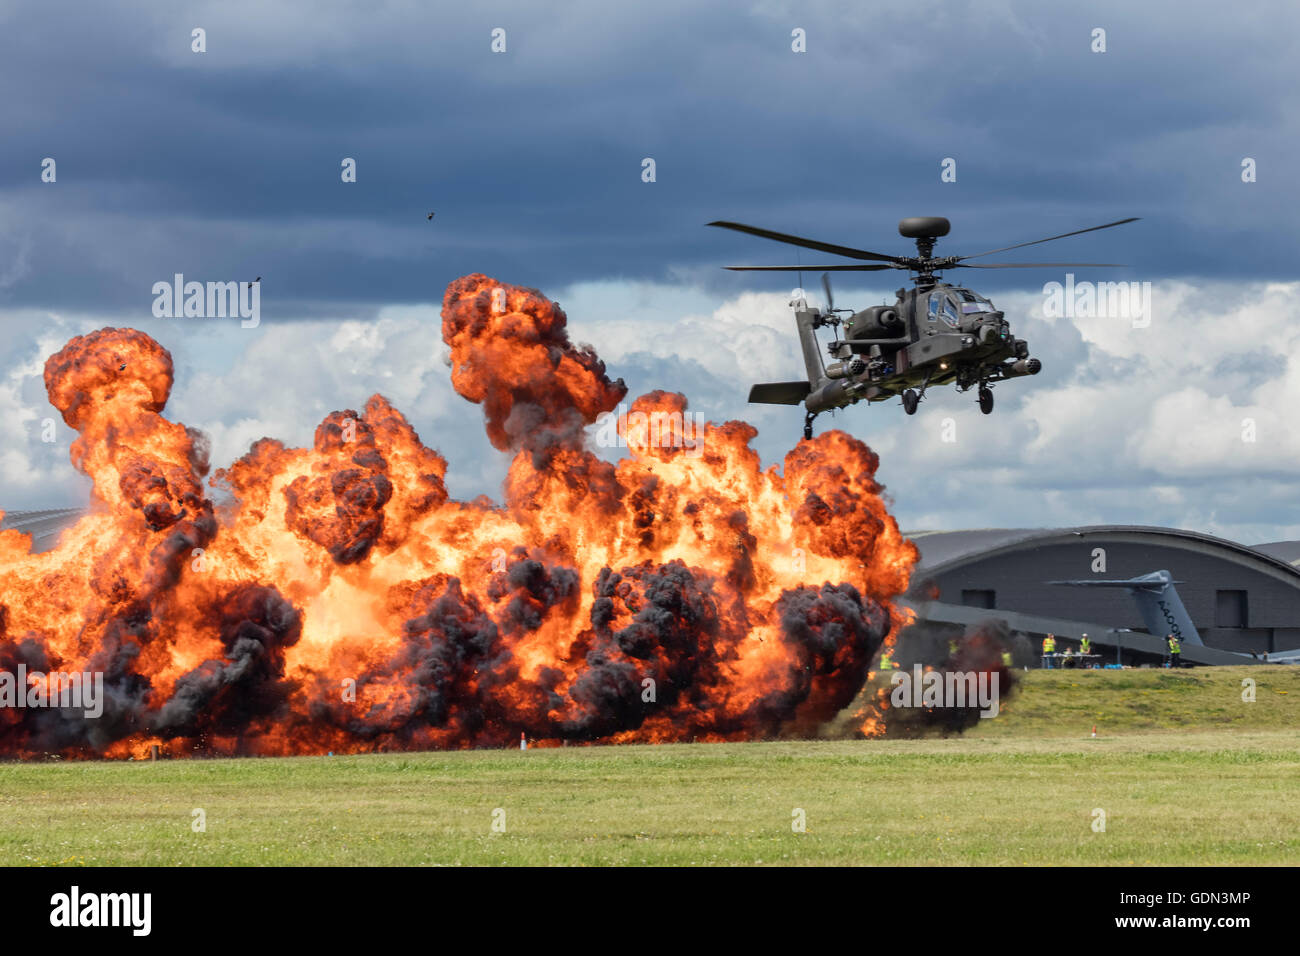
[1040, 653, 1104, 669]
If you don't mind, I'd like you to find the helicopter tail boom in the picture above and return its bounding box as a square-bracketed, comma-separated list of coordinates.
[794, 307, 828, 386]
[748, 381, 811, 405]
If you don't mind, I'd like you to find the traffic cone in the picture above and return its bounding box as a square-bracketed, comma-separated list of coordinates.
[520, 732, 527, 751]
[1091, 724, 1097, 738]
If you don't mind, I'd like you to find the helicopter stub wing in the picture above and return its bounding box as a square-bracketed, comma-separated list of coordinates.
[748, 381, 811, 405]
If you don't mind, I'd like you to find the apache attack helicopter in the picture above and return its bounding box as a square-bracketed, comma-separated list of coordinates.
[709, 215, 1137, 439]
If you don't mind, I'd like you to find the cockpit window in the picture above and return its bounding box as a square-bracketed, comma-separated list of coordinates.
[940, 297, 959, 326]
[956, 291, 995, 314]
[929, 291, 972, 326]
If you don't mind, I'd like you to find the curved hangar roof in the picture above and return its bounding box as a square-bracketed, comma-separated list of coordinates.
[908, 525, 1300, 583]
[1253, 539, 1300, 567]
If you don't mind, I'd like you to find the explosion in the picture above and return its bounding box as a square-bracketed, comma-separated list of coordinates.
[0, 275, 917, 757]
[852, 619, 1020, 738]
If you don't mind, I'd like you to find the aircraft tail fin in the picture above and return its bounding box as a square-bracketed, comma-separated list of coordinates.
[1049, 570, 1202, 646]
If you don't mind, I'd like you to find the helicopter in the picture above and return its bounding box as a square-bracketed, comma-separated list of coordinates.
[709, 215, 1138, 439]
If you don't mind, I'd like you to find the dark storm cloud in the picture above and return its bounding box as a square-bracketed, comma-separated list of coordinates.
[1, 0, 1296, 317]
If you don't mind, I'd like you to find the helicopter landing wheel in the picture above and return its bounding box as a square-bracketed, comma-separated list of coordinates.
[902, 389, 919, 415]
[803, 412, 816, 440]
[978, 386, 994, 415]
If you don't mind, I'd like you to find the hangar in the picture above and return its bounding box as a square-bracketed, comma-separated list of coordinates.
[4, 510, 1300, 664]
[903, 526, 1300, 665]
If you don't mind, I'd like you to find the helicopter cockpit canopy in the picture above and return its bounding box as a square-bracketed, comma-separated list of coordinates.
[928, 288, 996, 326]
[954, 289, 997, 313]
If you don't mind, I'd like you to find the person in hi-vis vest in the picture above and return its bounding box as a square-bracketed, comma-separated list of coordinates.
[1167, 634, 1181, 668]
[1041, 634, 1056, 668]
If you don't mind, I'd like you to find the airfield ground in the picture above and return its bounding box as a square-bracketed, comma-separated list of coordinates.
[0, 667, 1296, 866]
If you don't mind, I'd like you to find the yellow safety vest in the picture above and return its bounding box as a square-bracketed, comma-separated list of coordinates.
[880, 653, 893, 669]
[1001, 652, 1013, 666]
[1043, 638, 1056, 653]
[1168, 638, 1181, 653]
[1080, 639, 1091, 654]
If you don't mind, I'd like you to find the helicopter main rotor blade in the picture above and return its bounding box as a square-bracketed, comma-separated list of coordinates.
[708, 221, 906, 264]
[953, 261, 1127, 269]
[821, 272, 834, 312]
[725, 264, 896, 272]
[956, 218, 1139, 261]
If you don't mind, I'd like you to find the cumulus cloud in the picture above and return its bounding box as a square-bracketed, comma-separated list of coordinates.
[7, 276, 1297, 545]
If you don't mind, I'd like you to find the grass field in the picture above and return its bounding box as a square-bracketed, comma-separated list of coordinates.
[965, 665, 1300, 737]
[0, 667, 1296, 866]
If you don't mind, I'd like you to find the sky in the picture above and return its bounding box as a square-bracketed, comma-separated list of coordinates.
[2, 0, 1299, 543]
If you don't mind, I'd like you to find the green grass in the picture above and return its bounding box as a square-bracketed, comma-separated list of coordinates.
[0, 667, 1297, 866]
[967, 665, 1300, 737]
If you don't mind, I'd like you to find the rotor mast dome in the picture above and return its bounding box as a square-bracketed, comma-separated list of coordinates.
[898, 217, 951, 239]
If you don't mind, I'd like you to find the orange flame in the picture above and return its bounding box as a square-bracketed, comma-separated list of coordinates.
[0, 275, 917, 756]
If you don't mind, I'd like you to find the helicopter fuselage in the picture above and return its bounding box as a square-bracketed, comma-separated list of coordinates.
[800, 282, 1039, 415]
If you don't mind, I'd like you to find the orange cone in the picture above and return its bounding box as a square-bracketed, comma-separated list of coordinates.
[1091, 724, 1097, 738]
